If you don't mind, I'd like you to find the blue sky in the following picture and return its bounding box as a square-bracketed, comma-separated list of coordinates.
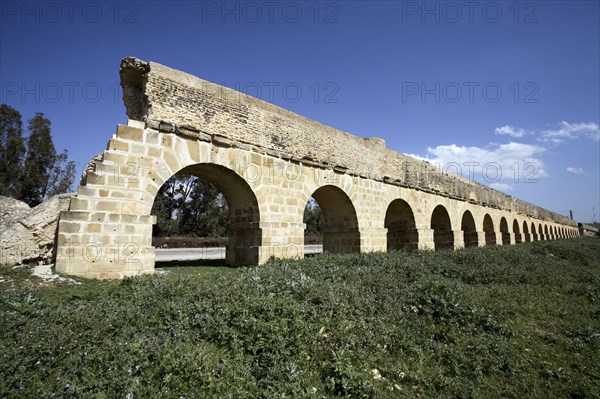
[1, 0, 599, 222]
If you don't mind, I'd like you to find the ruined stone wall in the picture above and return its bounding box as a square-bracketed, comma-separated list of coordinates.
[120, 57, 575, 227]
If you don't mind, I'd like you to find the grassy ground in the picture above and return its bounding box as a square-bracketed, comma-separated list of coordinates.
[1, 238, 599, 398]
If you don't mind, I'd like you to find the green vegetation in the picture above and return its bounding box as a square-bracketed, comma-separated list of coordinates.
[1, 239, 599, 398]
[152, 175, 229, 238]
[0, 104, 76, 206]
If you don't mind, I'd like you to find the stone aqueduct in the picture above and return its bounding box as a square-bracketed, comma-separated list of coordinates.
[55, 58, 580, 279]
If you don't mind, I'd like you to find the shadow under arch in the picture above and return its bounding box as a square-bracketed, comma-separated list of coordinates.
[431, 205, 453, 250]
[385, 198, 417, 251]
[522, 221, 530, 242]
[153, 163, 262, 266]
[500, 217, 510, 245]
[461, 210, 478, 247]
[531, 222, 538, 241]
[483, 214, 496, 245]
[308, 185, 360, 254]
[513, 219, 522, 243]
[538, 223, 544, 240]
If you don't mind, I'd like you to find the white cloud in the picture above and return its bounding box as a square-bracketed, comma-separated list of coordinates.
[489, 182, 514, 191]
[407, 142, 547, 182]
[566, 167, 586, 175]
[541, 121, 600, 141]
[494, 125, 526, 138]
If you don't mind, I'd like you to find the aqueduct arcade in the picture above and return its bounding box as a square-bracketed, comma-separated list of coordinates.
[55, 58, 580, 279]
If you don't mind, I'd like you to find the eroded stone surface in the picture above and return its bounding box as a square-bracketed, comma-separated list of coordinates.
[1, 193, 74, 265]
[0, 195, 30, 230]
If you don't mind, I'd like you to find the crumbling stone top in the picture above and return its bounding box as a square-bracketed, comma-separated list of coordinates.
[119, 57, 575, 226]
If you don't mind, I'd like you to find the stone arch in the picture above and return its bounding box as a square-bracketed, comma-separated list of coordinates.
[165, 163, 262, 265]
[385, 199, 417, 251]
[538, 223, 544, 240]
[522, 221, 530, 242]
[513, 219, 522, 243]
[431, 205, 453, 250]
[553, 226, 558, 238]
[483, 214, 496, 245]
[309, 185, 360, 254]
[544, 224, 550, 240]
[500, 217, 510, 245]
[531, 222, 538, 241]
[461, 210, 478, 247]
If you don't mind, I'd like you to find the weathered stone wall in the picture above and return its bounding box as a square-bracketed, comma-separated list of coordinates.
[120, 57, 574, 227]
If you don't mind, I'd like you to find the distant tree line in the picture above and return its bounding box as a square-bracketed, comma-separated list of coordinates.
[152, 174, 323, 238]
[0, 104, 76, 207]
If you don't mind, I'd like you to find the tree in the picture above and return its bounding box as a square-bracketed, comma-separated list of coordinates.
[47, 149, 76, 198]
[151, 174, 229, 238]
[179, 179, 228, 237]
[20, 113, 58, 206]
[0, 104, 26, 198]
[0, 106, 76, 206]
[303, 197, 323, 236]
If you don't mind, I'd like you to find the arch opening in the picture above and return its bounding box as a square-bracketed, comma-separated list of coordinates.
[151, 163, 262, 266]
[531, 222, 538, 241]
[500, 217, 510, 245]
[303, 197, 323, 256]
[483, 214, 496, 245]
[306, 185, 360, 254]
[461, 211, 478, 247]
[513, 219, 522, 243]
[544, 224, 550, 240]
[431, 205, 453, 250]
[538, 223, 544, 240]
[385, 199, 417, 251]
[523, 221, 530, 242]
